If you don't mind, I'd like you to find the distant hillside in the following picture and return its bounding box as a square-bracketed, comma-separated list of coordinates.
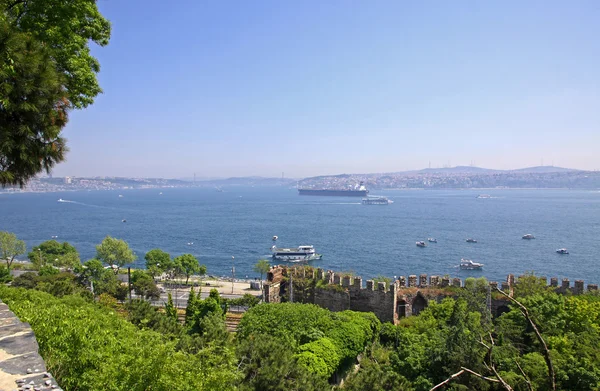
[197, 176, 296, 186]
[415, 166, 498, 174]
[511, 166, 579, 174]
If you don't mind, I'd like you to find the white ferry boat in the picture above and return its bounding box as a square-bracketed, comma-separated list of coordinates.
[460, 259, 484, 270]
[271, 245, 322, 262]
[362, 196, 393, 205]
[522, 234, 535, 240]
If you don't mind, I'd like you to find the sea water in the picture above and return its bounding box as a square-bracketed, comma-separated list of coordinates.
[1, 187, 599, 284]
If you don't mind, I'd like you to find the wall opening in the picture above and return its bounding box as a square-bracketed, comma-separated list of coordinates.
[397, 299, 407, 318]
[411, 294, 428, 316]
[495, 305, 511, 317]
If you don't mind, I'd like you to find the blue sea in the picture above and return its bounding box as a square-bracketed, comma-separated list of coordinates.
[1, 187, 600, 285]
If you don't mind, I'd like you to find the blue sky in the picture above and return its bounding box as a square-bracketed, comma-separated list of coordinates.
[54, 0, 600, 178]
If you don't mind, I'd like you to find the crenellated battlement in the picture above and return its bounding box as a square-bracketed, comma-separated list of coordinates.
[264, 265, 598, 324]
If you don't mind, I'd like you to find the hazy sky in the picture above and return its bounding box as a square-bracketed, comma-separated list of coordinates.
[53, 0, 600, 178]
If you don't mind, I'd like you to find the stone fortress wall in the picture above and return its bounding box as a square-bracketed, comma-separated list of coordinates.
[263, 265, 599, 324]
[0, 300, 61, 391]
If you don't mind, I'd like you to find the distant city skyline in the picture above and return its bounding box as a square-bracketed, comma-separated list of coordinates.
[52, 0, 600, 179]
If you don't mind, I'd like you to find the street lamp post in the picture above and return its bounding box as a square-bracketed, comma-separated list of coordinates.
[231, 256, 235, 294]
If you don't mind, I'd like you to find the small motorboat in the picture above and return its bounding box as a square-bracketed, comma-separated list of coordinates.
[118, 195, 123, 198]
[428, 238, 437, 243]
[466, 238, 478, 243]
[272, 235, 278, 241]
[416, 241, 427, 247]
[460, 259, 484, 270]
[556, 248, 569, 254]
[122, 219, 127, 223]
[51, 235, 58, 239]
[522, 234, 535, 240]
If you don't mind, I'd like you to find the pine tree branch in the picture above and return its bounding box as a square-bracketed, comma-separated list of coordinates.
[429, 369, 465, 391]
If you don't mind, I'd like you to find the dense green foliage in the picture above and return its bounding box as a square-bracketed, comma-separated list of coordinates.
[0, 287, 238, 390]
[28, 240, 79, 269]
[131, 269, 160, 300]
[239, 303, 379, 378]
[0, 0, 110, 186]
[4, 267, 600, 391]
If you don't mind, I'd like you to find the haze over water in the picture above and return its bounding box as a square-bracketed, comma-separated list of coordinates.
[1, 187, 599, 285]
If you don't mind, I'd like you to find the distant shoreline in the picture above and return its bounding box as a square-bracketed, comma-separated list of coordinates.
[2, 186, 600, 196]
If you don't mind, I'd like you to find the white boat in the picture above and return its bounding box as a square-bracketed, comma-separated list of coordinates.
[118, 195, 123, 198]
[416, 241, 427, 247]
[271, 245, 322, 262]
[428, 238, 437, 243]
[477, 194, 491, 199]
[460, 259, 484, 270]
[362, 196, 393, 205]
[522, 234, 535, 240]
[556, 248, 569, 254]
[272, 235, 278, 241]
[466, 238, 478, 243]
[58, 198, 65, 202]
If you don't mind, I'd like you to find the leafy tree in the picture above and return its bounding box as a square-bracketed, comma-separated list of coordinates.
[165, 293, 177, 322]
[173, 254, 205, 285]
[0, 18, 68, 186]
[144, 248, 172, 278]
[185, 287, 197, 326]
[1, 0, 111, 109]
[80, 259, 105, 281]
[28, 240, 79, 270]
[237, 333, 329, 391]
[253, 259, 270, 285]
[0, 231, 25, 269]
[344, 344, 414, 391]
[80, 259, 127, 300]
[131, 270, 160, 300]
[95, 236, 136, 274]
[0, 0, 111, 186]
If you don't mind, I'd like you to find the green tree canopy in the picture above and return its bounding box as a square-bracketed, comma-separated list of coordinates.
[0, 0, 110, 186]
[28, 240, 79, 269]
[131, 270, 160, 301]
[0, 231, 25, 268]
[173, 254, 205, 285]
[0, 18, 68, 187]
[253, 259, 270, 283]
[1, 0, 111, 108]
[95, 236, 136, 274]
[144, 248, 172, 278]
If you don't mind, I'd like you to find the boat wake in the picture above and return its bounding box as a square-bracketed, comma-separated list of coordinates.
[57, 198, 77, 204]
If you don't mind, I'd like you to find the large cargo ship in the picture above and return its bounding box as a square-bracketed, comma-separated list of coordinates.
[298, 182, 368, 197]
